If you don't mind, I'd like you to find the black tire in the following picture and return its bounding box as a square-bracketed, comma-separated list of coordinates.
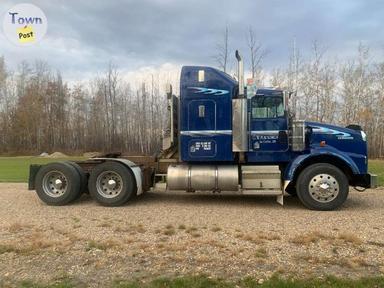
[35, 162, 81, 206]
[296, 163, 349, 210]
[65, 161, 88, 195]
[88, 161, 137, 206]
[285, 184, 297, 196]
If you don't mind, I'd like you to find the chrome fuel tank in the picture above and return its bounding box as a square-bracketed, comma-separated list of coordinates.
[167, 164, 239, 192]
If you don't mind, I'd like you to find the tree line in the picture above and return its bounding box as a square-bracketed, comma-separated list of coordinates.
[0, 59, 172, 155]
[272, 43, 384, 159]
[0, 37, 384, 157]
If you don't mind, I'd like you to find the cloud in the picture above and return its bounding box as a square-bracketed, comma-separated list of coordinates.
[0, 0, 383, 80]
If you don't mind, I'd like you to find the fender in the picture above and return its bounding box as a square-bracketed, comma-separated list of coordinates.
[284, 146, 360, 181]
[94, 158, 143, 195]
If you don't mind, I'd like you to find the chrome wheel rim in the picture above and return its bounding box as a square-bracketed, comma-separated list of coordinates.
[96, 171, 123, 198]
[42, 170, 68, 197]
[308, 173, 339, 203]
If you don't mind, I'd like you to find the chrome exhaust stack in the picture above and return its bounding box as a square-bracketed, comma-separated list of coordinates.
[235, 50, 244, 98]
[232, 50, 248, 152]
[162, 84, 179, 152]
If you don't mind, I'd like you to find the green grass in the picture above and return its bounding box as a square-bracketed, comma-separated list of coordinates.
[0, 156, 86, 182]
[17, 275, 384, 288]
[369, 159, 384, 187]
[0, 157, 382, 186]
[18, 278, 74, 288]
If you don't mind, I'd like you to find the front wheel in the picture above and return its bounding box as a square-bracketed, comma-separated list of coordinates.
[296, 163, 349, 210]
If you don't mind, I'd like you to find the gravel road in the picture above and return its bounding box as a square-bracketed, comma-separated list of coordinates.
[0, 183, 383, 287]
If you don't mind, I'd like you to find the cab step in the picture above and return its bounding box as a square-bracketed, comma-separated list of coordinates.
[241, 165, 284, 205]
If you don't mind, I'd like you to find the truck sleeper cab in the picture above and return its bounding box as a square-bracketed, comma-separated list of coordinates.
[28, 51, 377, 210]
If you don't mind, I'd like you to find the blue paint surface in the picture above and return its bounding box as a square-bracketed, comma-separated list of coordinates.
[178, 66, 368, 180]
[180, 66, 236, 162]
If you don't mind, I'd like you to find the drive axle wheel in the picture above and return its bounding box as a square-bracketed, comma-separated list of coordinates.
[88, 161, 136, 206]
[297, 163, 349, 211]
[35, 162, 81, 205]
[96, 171, 124, 198]
[65, 161, 88, 196]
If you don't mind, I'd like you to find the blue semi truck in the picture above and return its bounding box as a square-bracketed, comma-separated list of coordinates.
[28, 51, 377, 210]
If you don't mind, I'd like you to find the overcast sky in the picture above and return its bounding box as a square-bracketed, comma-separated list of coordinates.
[1, 0, 383, 81]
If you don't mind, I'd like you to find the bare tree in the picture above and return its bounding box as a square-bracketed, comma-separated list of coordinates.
[372, 62, 384, 157]
[340, 44, 372, 125]
[247, 26, 267, 84]
[214, 25, 229, 73]
[270, 68, 285, 88]
[287, 38, 302, 113]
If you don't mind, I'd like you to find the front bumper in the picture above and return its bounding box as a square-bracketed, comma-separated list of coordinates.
[366, 173, 378, 188]
[352, 173, 378, 189]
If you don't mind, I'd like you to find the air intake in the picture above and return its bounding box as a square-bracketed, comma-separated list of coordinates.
[291, 120, 306, 151]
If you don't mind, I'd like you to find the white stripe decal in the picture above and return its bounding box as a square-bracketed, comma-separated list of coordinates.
[180, 130, 232, 136]
[250, 130, 282, 135]
[181, 130, 286, 136]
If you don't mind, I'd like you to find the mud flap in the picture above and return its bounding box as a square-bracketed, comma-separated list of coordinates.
[277, 180, 291, 206]
[276, 193, 284, 206]
[28, 164, 42, 190]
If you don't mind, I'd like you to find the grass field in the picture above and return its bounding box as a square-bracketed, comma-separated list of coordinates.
[0, 156, 86, 182]
[368, 159, 384, 187]
[0, 157, 382, 186]
[17, 275, 384, 288]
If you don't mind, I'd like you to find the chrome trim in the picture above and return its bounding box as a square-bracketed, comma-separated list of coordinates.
[308, 173, 339, 203]
[291, 120, 306, 151]
[250, 130, 282, 135]
[96, 170, 124, 198]
[42, 170, 67, 198]
[180, 130, 232, 136]
[232, 98, 248, 151]
[235, 50, 244, 97]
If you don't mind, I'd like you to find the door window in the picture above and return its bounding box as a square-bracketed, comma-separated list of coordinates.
[251, 96, 284, 119]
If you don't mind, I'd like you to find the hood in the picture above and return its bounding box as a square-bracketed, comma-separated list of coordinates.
[306, 121, 366, 155]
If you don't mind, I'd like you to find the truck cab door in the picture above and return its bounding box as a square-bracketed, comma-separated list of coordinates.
[249, 94, 288, 152]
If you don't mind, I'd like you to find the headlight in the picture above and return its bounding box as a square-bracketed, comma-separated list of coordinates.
[361, 131, 367, 141]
